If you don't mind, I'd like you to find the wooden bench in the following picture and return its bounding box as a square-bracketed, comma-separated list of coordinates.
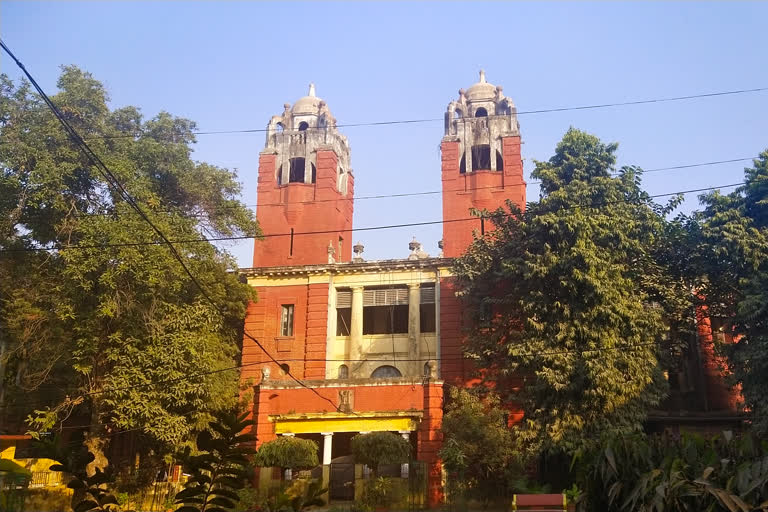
[511, 493, 568, 511]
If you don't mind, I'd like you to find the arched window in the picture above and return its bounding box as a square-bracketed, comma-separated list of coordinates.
[423, 363, 431, 377]
[371, 365, 402, 379]
[289, 158, 306, 183]
[280, 363, 290, 375]
[298, 121, 309, 131]
[459, 153, 466, 174]
[277, 164, 283, 185]
[471, 145, 491, 171]
[311, 163, 317, 184]
[338, 364, 349, 379]
[475, 107, 488, 117]
[496, 150, 504, 172]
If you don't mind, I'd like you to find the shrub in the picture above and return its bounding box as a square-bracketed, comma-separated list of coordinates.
[350, 432, 410, 476]
[254, 437, 319, 472]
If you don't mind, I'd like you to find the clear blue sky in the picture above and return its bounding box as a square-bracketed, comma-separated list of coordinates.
[3, 2, 767, 267]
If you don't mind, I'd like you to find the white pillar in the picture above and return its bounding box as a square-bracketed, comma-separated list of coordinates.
[322, 433, 333, 465]
[399, 431, 411, 478]
[408, 284, 421, 375]
[350, 286, 364, 369]
[282, 433, 295, 480]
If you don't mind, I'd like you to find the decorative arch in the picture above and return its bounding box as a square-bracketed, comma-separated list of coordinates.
[298, 121, 309, 131]
[371, 365, 402, 378]
[338, 364, 349, 379]
[475, 107, 488, 117]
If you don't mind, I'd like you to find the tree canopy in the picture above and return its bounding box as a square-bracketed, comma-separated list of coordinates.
[696, 150, 768, 434]
[454, 128, 672, 455]
[0, 66, 259, 465]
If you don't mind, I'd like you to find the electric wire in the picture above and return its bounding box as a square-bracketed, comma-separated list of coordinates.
[14, 157, 756, 221]
[78, 87, 768, 139]
[0, 38, 346, 414]
[0, 181, 746, 254]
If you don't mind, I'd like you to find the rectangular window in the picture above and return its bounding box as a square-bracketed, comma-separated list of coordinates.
[363, 305, 409, 335]
[336, 289, 352, 336]
[362, 286, 409, 335]
[420, 284, 436, 333]
[280, 305, 294, 337]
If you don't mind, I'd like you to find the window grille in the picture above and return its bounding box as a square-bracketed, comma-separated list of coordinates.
[363, 288, 408, 306]
[420, 286, 435, 304]
[336, 290, 352, 308]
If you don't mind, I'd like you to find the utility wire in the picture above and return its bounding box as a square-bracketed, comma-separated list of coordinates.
[15, 157, 756, 221]
[79, 87, 768, 139]
[0, 341, 672, 411]
[0, 181, 746, 254]
[0, 38, 346, 414]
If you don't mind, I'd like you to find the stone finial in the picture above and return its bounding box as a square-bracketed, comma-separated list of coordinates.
[408, 237, 430, 260]
[308, 83, 316, 97]
[261, 366, 271, 382]
[353, 241, 365, 262]
[327, 242, 336, 264]
[479, 69, 486, 83]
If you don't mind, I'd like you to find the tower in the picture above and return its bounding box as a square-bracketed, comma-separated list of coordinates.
[252, 84, 354, 267]
[440, 71, 526, 258]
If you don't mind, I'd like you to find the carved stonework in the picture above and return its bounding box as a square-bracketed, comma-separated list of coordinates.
[339, 389, 354, 413]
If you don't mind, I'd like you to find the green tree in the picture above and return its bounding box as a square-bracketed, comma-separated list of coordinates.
[696, 150, 768, 433]
[350, 431, 410, 476]
[454, 128, 670, 456]
[0, 67, 259, 468]
[439, 387, 521, 505]
[253, 436, 319, 473]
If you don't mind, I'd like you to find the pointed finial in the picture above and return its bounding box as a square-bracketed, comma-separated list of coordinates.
[308, 83, 316, 97]
[479, 70, 486, 83]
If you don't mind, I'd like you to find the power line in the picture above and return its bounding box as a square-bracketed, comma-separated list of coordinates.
[78, 87, 768, 139]
[0, 181, 746, 254]
[0, 341, 672, 412]
[15, 157, 756, 221]
[0, 39, 347, 415]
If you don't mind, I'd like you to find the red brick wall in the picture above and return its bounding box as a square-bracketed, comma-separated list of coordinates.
[696, 307, 742, 412]
[252, 150, 353, 267]
[441, 137, 526, 258]
[241, 283, 329, 384]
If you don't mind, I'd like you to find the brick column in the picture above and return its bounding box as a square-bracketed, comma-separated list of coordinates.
[418, 382, 444, 507]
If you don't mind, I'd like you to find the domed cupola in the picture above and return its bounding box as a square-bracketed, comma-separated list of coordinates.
[263, 84, 351, 191]
[440, 72, 525, 258]
[253, 84, 355, 267]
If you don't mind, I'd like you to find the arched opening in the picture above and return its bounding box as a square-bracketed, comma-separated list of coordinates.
[459, 153, 466, 174]
[298, 121, 309, 131]
[277, 164, 283, 185]
[423, 363, 431, 377]
[471, 145, 491, 171]
[280, 363, 290, 375]
[454, 109, 462, 119]
[338, 364, 349, 379]
[371, 365, 402, 379]
[276, 122, 284, 133]
[475, 107, 488, 117]
[496, 150, 504, 172]
[311, 162, 317, 183]
[289, 158, 306, 183]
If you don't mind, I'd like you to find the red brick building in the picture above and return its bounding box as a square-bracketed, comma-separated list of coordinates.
[240, 74, 741, 505]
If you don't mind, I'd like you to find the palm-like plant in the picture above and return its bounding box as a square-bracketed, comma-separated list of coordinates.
[174, 411, 255, 512]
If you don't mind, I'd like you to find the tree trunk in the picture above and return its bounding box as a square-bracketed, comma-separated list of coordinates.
[85, 398, 109, 476]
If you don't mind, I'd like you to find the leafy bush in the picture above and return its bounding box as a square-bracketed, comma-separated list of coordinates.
[439, 387, 524, 505]
[574, 430, 768, 512]
[254, 437, 319, 471]
[350, 432, 410, 476]
[174, 411, 255, 512]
